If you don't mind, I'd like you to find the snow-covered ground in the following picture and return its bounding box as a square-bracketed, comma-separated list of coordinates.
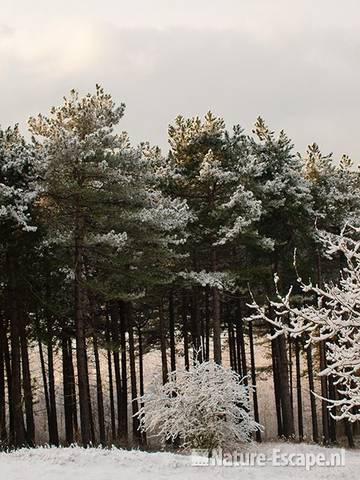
[0, 442, 359, 480]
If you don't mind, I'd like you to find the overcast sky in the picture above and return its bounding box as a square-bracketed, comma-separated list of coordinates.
[1, 0, 360, 159]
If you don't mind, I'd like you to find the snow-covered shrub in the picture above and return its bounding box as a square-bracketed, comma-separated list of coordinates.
[135, 360, 261, 452]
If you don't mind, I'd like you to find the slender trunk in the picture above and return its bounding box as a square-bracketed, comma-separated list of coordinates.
[0, 317, 7, 444]
[249, 321, 261, 442]
[68, 339, 78, 436]
[328, 373, 337, 443]
[168, 293, 176, 373]
[237, 300, 247, 384]
[105, 315, 116, 443]
[7, 254, 26, 447]
[295, 338, 303, 441]
[211, 250, 221, 364]
[277, 335, 295, 438]
[47, 333, 59, 446]
[4, 329, 13, 445]
[137, 325, 146, 445]
[228, 319, 236, 371]
[319, 340, 330, 443]
[288, 338, 294, 421]
[306, 344, 319, 443]
[74, 205, 91, 446]
[271, 334, 283, 437]
[93, 335, 105, 445]
[204, 287, 210, 362]
[119, 302, 128, 442]
[127, 304, 140, 444]
[182, 293, 190, 370]
[20, 325, 35, 446]
[39, 340, 51, 442]
[159, 303, 168, 384]
[62, 336, 74, 445]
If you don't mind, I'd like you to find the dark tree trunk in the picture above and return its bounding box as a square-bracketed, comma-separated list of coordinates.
[7, 254, 26, 447]
[236, 300, 247, 384]
[105, 315, 116, 443]
[38, 340, 51, 443]
[190, 288, 202, 361]
[74, 212, 91, 446]
[277, 335, 295, 438]
[306, 344, 319, 443]
[93, 335, 105, 445]
[62, 336, 74, 445]
[228, 319, 236, 372]
[211, 251, 221, 364]
[47, 332, 59, 446]
[271, 334, 283, 437]
[68, 339, 78, 436]
[137, 324, 146, 445]
[127, 304, 141, 444]
[204, 287, 210, 362]
[288, 338, 294, 421]
[328, 374, 337, 443]
[3, 328, 13, 445]
[20, 323, 35, 446]
[168, 293, 176, 373]
[159, 303, 168, 384]
[295, 338, 303, 441]
[0, 317, 8, 444]
[319, 340, 330, 443]
[119, 302, 128, 442]
[181, 293, 190, 370]
[248, 321, 261, 442]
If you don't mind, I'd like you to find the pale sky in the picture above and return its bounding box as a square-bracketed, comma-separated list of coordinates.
[1, 0, 360, 159]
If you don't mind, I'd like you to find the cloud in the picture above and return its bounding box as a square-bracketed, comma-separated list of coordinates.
[0, 7, 360, 162]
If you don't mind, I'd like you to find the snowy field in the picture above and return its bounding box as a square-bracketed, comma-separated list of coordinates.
[1, 442, 359, 480]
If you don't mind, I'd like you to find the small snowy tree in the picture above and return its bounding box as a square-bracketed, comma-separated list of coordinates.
[135, 360, 261, 452]
[249, 225, 360, 422]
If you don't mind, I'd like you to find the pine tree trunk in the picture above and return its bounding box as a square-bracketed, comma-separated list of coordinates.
[159, 302, 168, 384]
[0, 316, 8, 444]
[181, 293, 190, 370]
[168, 293, 176, 373]
[271, 334, 283, 437]
[211, 253, 221, 364]
[68, 339, 78, 436]
[236, 300, 248, 384]
[137, 324, 147, 445]
[295, 338, 303, 441]
[38, 340, 51, 443]
[249, 321, 261, 442]
[62, 336, 74, 445]
[119, 302, 128, 442]
[20, 323, 35, 446]
[127, 304, 140, 444]
[47, 332, 59, 446]
[319, 340, 330, 443]
[105, 314, 116, 443]
[277, 335, 295, 438]
[7, 254, 26, 447]
[306, 344, 319, 443]
[93, 335, 105, 445]
[204, 287, 210, 361]
[74, 213, 91, 446]
[3, 327, 13, 445]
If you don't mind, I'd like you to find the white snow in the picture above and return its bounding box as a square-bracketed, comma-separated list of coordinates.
[0, 442, 359, 480]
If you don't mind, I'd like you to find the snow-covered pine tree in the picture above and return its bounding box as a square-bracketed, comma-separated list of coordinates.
[29, 86, 190, 445]
[0, 125, 39, 447]
[168, 113, 261, 364]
